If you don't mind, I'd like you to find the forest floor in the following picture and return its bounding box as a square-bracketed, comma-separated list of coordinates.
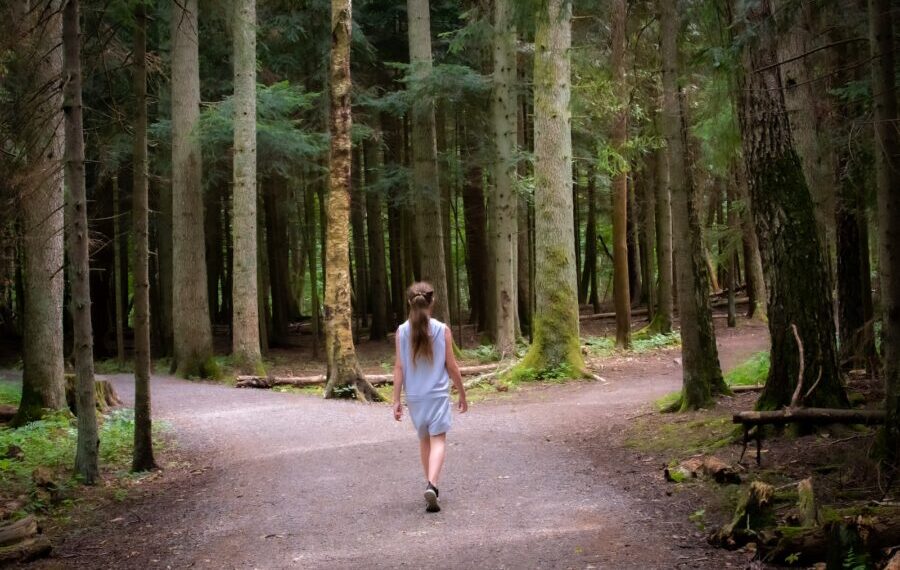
[12, 317, 785, 569]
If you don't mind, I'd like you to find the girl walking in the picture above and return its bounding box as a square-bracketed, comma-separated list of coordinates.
[392, 282, 468, 513]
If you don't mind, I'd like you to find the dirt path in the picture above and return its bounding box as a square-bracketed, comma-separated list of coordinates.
[33, 323, 768, 569]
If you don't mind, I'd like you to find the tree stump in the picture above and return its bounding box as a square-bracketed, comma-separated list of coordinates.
[65, 375, 122, 414]
[0, 516, 51, 564]
[709, 481, 774, 549]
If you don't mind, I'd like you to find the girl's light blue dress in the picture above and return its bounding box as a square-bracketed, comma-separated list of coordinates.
[398, 318, 452, 439]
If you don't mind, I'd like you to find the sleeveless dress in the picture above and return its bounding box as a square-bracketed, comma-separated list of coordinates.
[398, 318, 452, 439]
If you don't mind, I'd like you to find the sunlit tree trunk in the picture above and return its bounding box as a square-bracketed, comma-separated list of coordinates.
[231, 0, 263, 373]
[491, 0, 518, 355]
[736, 0, 846, 410]
[131, 1, 156, 472]
[869, 0, 900, 459]
[16, 0, 67, 425]
[323, 0, 380, 401]
[659, 0, 725, 410]
[171, 0, 213, 377]
[63, 0, 99, 484]
[406, 0, 450, 323]
[611, 0, 631, 348]
[510, 0, 585, 379]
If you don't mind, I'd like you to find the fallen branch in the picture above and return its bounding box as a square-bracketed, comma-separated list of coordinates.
[237, 364, 500, 389]
[733, 408, 886, 426]
[730, 384, 764, 393]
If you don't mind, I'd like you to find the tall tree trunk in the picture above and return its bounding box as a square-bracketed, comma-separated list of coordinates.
[659, 0, 726, 410]
[869, 0, 900, 459]
[511, 0, 585, 379]
[734, 162, 766, 319]
[611, 0, 631, 348]
[726, 180, 738, 328]
[627, 175, 643, 307]
[365, 131, 389, 341]
[651, 146, 674, 333]
[406, 0, 450, 323]
[641, 158, 658, 321]
[573, 168, 582, 304]
[323, 0, 380, 401]
[461, 126, 489, 332]
[231, 0, 262, 372]
[303, 187, 320, 358]
[171, 0, 213, 377]
[436, 108, 456, 322]
[735, 0, 846, 410]
[16, 0, 67, 425]
[131, 1, 156, 472]
[266, 178, 294, 342]
[112, 175, 125, 362]
[491, 0, 518, 355]
[204, 189, 222, 323]
[351, 146, 369, 329]
[517, 86, 532, 335]
[257, 195, 271, 355]
[582, 169, 600, 312]
[774, 0, 835, 260]
[63, 0, 99, 484]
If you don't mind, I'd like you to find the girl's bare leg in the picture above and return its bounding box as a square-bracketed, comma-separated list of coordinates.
[427, 433, 447, 485]
[419, 436, 431, 480]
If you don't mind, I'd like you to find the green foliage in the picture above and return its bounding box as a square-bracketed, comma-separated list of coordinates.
[94, 359, 134, 375]
[0, 383, 21, 406]
[460, 345, 501, 364]
[0, 408, 165, 512]
[584, 332, 680, 357]
[725, 352, 770, 387]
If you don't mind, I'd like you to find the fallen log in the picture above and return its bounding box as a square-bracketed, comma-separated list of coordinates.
[733, 408, 886, 426]
[236, 364, 500, 389]
[760, 510, 900, 566]
[666, 455, 741, 485]
[0, 516, 37, 548]
[730, 384, 764, 393]
[0, 536, 52, 565]
[734, 408, 885, 465]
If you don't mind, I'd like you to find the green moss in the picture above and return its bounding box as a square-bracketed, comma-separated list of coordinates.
[94, 359, 134, 374]
[626, 415, 736, 458]
[725, 351, 770, 387]
[655, 391, 681, 412]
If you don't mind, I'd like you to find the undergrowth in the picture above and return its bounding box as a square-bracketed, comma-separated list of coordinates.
[724, 351, 769, 387]
[583, 332, 681, 357]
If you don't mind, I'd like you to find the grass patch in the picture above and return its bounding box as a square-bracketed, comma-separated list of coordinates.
[459, 344, 502, 364]
[655, 391, 681, 412]
[627, 415, 736, 459]
[725, 351, 769, 387]
[94, 359, 134, 375]
[0, 383, 21, 407]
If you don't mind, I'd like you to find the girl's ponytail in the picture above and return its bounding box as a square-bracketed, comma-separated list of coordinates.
[407, 282, 435, 365]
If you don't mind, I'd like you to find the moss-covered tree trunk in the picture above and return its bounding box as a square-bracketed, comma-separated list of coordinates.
[490, 0, 518, 355]
[611, 0, 631, 348]
[869, 0, 900, 459]
[16, 0, 67, 426]
[510, 0, 585, 380]
[63, 0, 99, 484]
[171, 0, 214, 378]
[406, 0, 450, 324]
[735, 0, 846, 410]
[323, 0, 380, 401]
[364, 124, 389, 341]
[131, 1, 156, 473]
[659, 0, 726, 410]
[231, 0, 263, 373]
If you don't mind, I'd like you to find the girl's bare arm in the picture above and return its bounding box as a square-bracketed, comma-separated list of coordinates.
[444, 328, 468, 413]
[392, 333, 403, 420]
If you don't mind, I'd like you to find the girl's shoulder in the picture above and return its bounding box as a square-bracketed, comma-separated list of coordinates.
[428, 318, 447, 334]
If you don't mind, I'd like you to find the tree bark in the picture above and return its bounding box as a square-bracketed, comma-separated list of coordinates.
[230, 0, 262, 372]
[323, 0, 380, 401]
[735, 0, 846, 410]
[461, 121, 488, 331]
[303, 187, 320, 358]
[490, 0, 518, 355]
[734, 163, 767, 320]
[131, 0, 156, 473]
[406, 0, 450, 323]
[651, 145, 674, 333]
[171, 0, 214, 377]
[16, 0, 67, 425]
[869, 0, 900, 459]
[365, 127, 389, 341]
[351, 146, 369, 330]
[611, 0, 631, 348]
[112, 175, 125, 362]
[581, 168, 600, 312]
[511, 0, 585, 379]
[63, 0, 99, 484]
[659, 0, 726, 409]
